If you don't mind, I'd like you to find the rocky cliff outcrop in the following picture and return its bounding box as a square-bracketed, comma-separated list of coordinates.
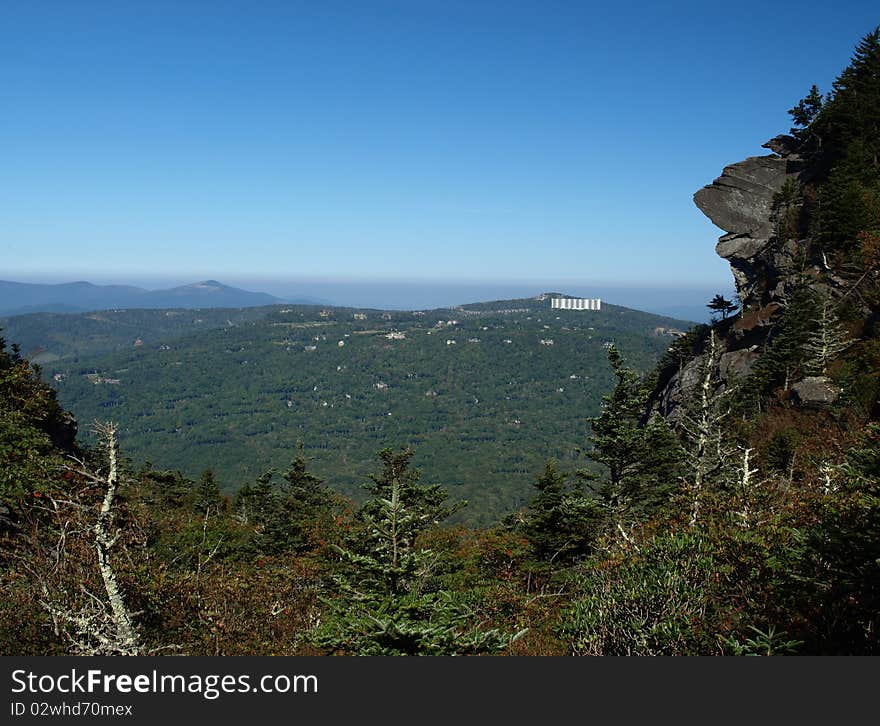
[694, 137, 805, 314]
[651, 135, 830, 418]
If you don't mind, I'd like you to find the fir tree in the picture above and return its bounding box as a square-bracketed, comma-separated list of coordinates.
[587, 346, 683, 544]
[358, 447, 457, 541]
[519, 461, 600, 566]
[233, 472, 273, 526]
[806, 27, 880, 252]
[824, 28, 880, 169]
[772, 177, 803, 242]
[311, 460, 522, 655]
[194, 469, 222, 514]
[707, 294, 738, 320]
[742, 283, 819, 403]
[234, 455, 336, 553]
[788, 84, 824, 137]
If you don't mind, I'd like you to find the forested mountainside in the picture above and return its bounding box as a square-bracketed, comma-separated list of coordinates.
[5, 298, 688, 525]
[1, 28, 878, 656]
[0, 306, 274, 363]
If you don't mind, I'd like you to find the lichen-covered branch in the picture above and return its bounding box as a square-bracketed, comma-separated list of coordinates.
[92, 422, 140, 654]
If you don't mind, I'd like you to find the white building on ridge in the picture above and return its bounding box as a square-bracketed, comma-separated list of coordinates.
[550, 296, 601, 311]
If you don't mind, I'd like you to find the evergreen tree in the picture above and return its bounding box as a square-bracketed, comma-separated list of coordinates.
[519, 461, 600, 566]
[0, 331, 76, 511]
[194, 469, 222, 514]
[311, 461, 521, 655]
[707, 294, 738, 320]
[742, 283, 820, 403]
[587, 347, 683, 543]
[772, 177, 803, 242]
[145, 469, 195, 507]
[822, 28, 880, 169]
[358, 447, 457, 541]
[234, 455, 336, 553]
[277, 454, 339, 550]
[782, 424, 880, 653]
[233, 472, 272, 527]
[279, 456, 327, 501]
[805, 27, 880, 252]
[788, 84, 824, 137]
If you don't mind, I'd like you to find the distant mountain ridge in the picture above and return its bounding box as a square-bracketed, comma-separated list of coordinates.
[0, 279, 321, 315]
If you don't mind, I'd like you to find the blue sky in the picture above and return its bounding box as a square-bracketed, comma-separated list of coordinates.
[2, 1, 878, 289]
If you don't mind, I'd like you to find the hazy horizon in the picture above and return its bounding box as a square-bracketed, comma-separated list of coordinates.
[2, 272, 733, 322]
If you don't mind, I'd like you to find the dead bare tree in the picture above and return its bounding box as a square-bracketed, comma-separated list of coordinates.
[679, 331, 735, 528]
[804, 299, 851, 376]
[732, 447, 759, 529]
[38, 422, 142, 655]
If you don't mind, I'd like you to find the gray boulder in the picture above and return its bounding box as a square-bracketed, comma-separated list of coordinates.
[718, 346, 759, 380]
[652, 354, 706, 420]
[791, 376, 841, 408]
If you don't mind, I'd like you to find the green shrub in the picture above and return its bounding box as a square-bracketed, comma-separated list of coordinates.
[559, 533, 721, 655]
